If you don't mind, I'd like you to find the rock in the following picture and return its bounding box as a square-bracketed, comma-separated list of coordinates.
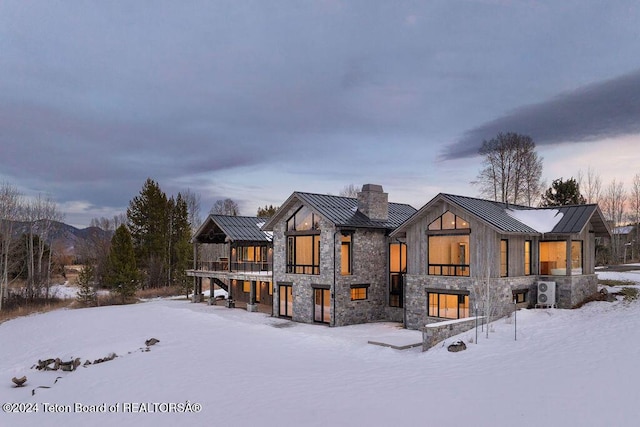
[145, 338, 160, 346]
[447, 340, 467, 353]
[12, 376, 27, 387]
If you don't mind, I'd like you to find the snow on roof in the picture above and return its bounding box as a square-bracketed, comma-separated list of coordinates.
[506, 208, 564, 233]
[613, 225, 635, 235]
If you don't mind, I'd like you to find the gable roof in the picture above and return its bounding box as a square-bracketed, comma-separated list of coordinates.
[192, 214, 272, 244]
[392, 193, 611, 237]
[262, 192, 416, 231]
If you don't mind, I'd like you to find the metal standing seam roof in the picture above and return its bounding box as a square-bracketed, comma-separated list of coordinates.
[547, 204, 598, 234]
[198, 215, 273, 242]
[440, 194, 539, 233]
[436, 194, 606, 236]
[291, 192, 417, 230]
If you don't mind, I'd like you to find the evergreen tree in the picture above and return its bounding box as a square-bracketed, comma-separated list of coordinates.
[127, 178, 169, 287]
[76, 263, 97, 307]
[106, 225, 138, 303]
[170, 193, 193, 296]
[540, 178, 587, 206]
[257, 204, 278, 218]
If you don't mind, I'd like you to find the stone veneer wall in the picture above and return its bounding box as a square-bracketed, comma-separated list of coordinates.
[405, 275, 537, 330]
[333, 229, 389, 326]
[405, 273, 598, 330]
[271, 204, 336, 324]
[422, 317, 482, 351]
[271, 201, 394, 326]
[537, 274, 598, 308]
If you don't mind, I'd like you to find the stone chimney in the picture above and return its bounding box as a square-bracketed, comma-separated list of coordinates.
[357, 184, 388, 221]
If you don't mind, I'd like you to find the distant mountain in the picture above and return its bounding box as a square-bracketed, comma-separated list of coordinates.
[4, 220, 113, 258]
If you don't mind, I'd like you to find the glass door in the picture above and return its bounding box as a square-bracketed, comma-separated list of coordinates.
[279, 285, 293, 318]
[314, 288, 330, 324]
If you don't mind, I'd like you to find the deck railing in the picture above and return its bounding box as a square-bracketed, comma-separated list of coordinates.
[196, 260, 272, 273]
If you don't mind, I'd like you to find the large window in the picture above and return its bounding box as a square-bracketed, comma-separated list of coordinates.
[233, 245, 269, 271]
[500, 239, 508, 277]
[539, 240, 583, 275]
[341, 234, 352, 276]
[287, 206, 319, 231]
[428, 291, 470, 319]
[428, 211, 470, 277]
[524, 240, 532, 276]
[389, 243, 406, 307]
[287, 235, 320, 274]
[286, 207, 321, 275]
[428, 235, 470, 276]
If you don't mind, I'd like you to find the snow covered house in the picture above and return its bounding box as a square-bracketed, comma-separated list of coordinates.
[261, 184, 416, 326]
[390, 193, 612, 329]
[187, 215, 273, 311]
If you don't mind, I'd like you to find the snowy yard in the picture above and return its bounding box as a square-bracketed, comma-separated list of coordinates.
[1, 269, 640, 427]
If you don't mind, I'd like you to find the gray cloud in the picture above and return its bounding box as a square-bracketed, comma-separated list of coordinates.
[2, 1, 640, 226]
[442, 69, 640, 159]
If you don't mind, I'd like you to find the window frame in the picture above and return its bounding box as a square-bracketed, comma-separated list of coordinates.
[524, 240, 532, 276]
[389, 242, 407, 308]
[286, 233, 321, 275]
[350, 284, 369, 301]
[427, 290, 470, 320]
[341, 233, 353, 276]
[427, 211, 470, 277]
[286, 207, 321, 275]
[500, 239, 509, 277]
[427, 234, 470, 277]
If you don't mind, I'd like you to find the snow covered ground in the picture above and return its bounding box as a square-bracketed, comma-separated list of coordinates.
[1, 270, 640, 427]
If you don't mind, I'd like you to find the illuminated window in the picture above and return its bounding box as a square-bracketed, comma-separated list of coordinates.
[428, 235, 470, 276]
[286, 207, 321, 275]
[389, 243, 407, 307]
[314, 288, 330, 323]
[539, 241, 583, 275]
[524, 240, 532, 276]
[350, 285, 368, 301]
[500, 239, 508, 277]
[268, 282, 273, 296]
[428, 212, 470, 276]
[287, 235, 320, 274]
[341, 234, 352, 276]
[242, 281, 250, 293]
[428, 211, 469, 231]
[428, 292, 469, 319]
[287, 206, 320, 231]
[279, 284, 293, 318]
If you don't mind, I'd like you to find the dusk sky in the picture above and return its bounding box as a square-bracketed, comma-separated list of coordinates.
[2, 1, 640, 228]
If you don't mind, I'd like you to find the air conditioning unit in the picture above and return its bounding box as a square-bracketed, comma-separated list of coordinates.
[537, 281, 556, 307]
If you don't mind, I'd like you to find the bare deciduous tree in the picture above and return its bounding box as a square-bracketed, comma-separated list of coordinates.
[339, 184, 360, 198]
[471, 246, 504, 339]
[210, 198, 239, 216]
[473, 132, 543, 206]
[629, 173, 640, 260]
[182, 188, 202, 232]
[602, 179, 626, 263]
[577, 166, 603, 204]
[0, 182, 22, 310]
[22, 194, 64, 300]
